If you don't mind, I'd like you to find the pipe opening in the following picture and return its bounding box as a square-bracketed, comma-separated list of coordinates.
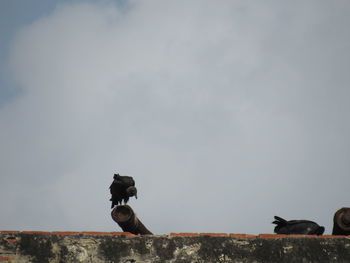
[114, 205, 133, 223]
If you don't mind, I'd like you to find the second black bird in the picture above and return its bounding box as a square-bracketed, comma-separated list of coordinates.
[110, 173, 137, 208]
[272, 216, 325, 235]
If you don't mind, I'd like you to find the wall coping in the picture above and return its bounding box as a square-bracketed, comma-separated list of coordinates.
[1, 231, 349, 239]
[2, 231, 350, 262]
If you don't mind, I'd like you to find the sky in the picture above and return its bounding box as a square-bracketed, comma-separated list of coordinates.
[1, 0, 350, 235]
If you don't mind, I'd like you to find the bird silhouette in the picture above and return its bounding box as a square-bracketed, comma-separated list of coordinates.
[272, 216, 324, 235]
[109, 173, 137, 208]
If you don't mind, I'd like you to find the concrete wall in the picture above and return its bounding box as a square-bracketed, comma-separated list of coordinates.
[1, 231, 350, 263]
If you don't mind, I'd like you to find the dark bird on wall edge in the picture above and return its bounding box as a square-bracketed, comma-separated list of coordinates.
[272, 216, 325, 235]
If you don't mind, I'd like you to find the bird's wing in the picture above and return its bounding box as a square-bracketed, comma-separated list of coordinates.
[286, 220, 316, 226]
[119, 176, 135, 186]
[287, 222, 318, 234]
[110, 180, 123, 192]
[110, 182, 125, 199]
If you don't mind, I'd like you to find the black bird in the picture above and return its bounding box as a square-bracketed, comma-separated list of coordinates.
[272, 216, 325, 235]
[109, 173, 137, 208]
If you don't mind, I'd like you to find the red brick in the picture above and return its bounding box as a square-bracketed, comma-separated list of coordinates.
[0, 256, 14, 261]
[82, 232, 114, 236]
[287, 234, 317, 238]
[52, 232, 80, 236]
[319, 235, 348, 238]
[5, 238, 17, 244]
[170, 233, 199, 236]
[110, 232, 135, 237]
[200, 233, 228, 237]
[230, 234, 257, 239]
[22, 231, 51, 235]
[0, 231, 19, 234]
[258, 234, 287, 239]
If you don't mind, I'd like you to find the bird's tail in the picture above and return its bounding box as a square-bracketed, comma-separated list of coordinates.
[272, 216, 288, 233]
[316, 226, 325, 235]
[272, 216, 287, 225]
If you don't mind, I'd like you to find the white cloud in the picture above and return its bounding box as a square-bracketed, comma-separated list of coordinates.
[1, 0, 350, 234]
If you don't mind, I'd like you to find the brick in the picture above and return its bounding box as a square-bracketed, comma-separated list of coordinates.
[170, 233, 200, 236]
[52, 231, 80, 236]
[21, 231, 51, 235]
[319, 235, 348, 238]
[0, 256, 14, 261]
[230, 234, 257, 239]
[5, 238, 17, 244]
[110, 232, 135, 237]
[287, 234, 317, 238]
[200, 233, 228, 237]
[82, 232, 114, 236]
[0, 231, 19, 234]
[258, 234, 287, 239]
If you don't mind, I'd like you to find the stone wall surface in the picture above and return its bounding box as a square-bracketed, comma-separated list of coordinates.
[1, 231, 350, 263]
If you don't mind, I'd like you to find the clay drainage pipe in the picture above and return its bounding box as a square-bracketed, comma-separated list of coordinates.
[111, 205, 153, 235]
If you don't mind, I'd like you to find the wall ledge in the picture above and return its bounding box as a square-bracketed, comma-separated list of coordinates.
[1, 230, 349, 238]
[1, 231, 350, 262]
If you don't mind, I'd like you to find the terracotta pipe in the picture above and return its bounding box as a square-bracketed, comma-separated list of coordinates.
[332, 207, 350, 235]
[111, 205, 153, 235]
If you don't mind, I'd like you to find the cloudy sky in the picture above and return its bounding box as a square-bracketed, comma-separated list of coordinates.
[1, 0, 350, 235]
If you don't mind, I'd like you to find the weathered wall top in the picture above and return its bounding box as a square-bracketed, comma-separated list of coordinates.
[1, 231, 350, 263]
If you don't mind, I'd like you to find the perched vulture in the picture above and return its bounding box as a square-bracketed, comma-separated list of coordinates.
[272, 216, 325, 235]
[110, 174, 137, 208]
